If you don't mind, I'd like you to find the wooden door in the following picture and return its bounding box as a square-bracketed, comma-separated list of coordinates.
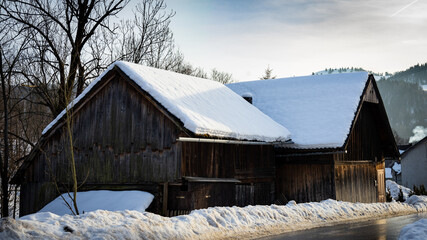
[377, 169, 385, 202]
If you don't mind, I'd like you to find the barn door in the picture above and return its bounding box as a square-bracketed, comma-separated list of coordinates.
[377, 169, 385, 202]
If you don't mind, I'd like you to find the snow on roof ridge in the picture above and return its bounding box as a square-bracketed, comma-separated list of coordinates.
[228, 72, 369, 147]
[42, 61, 291, 142]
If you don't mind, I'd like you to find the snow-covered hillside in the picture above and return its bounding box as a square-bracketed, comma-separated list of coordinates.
[314, 67, 390, 81]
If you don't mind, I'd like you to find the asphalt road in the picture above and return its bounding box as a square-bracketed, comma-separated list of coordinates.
[260, 213, 427, 240]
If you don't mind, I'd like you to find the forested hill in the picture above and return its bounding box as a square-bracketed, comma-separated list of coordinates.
[386, 63, 427, 85]
[377, 64, 427, 142]
[315, 65, 427, 143]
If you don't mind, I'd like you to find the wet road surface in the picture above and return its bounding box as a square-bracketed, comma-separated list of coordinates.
[261, 213, 427, 240]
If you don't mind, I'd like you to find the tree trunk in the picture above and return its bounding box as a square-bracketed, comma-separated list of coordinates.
[0, 48, 10, 217]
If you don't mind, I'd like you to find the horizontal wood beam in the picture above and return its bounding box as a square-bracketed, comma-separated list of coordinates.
[183, 176, 241, 183]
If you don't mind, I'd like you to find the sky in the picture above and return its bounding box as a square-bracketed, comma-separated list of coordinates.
[124, 0, 427, 82]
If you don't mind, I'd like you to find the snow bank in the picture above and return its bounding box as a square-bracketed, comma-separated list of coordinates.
[2, 199, 427, 240]
[405, 196, 427, 212]
[228, 72, 368, 147]
[386, 168, 392, 178]
[399, 219, 427, 240]
[387, 180, 412, 200]
[42, 61, 290, 142]
[392, 162, 401, 174]
[35, 190, 153, 216]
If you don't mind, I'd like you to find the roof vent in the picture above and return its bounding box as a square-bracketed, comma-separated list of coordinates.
[241, 92, 253, 104]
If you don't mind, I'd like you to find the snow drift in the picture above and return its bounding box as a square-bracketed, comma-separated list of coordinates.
[399, 218, 427, 240]
[37, 190, 154, 216]
[2, 198, 427, 240]
[387, 180, 412, 201]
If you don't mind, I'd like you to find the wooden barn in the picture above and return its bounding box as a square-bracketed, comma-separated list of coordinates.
[13, 63, 399, 217]
[11, 61, 291, 216]
[228, 72, 399, 203]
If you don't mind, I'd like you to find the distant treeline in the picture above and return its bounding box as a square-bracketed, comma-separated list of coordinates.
[387, 63, 427, 85]
[377, 63, 427, 141]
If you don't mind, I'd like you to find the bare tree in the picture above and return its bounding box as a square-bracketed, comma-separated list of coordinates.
[1, 0, 129, 116]
[111, 0, 184, 71]
[0, 12, 32, 217]
[210, 68, 234, 84]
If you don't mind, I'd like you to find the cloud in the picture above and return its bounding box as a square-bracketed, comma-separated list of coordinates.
[165, 0, 427, 80]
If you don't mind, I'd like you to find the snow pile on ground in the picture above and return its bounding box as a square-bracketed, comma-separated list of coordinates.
[386, 168, 392, 178]
[43, 61, 290, 142]
[2, 198, 427, 240]
[228, 72, 368, 147]
[38, 190, 154, 216]
[405, 195, 427, 212]
[387, 180, 412, 200]
[392, 162, 401, 174]
[399, 218, 427, 240]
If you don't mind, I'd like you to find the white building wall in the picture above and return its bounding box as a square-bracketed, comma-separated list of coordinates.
[402, 142, 427, 188]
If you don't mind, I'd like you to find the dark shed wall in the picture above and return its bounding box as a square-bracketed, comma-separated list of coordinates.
[333, 98, 388, 203]
[181, 143, 274, 180]
[275, 155, 336, 203]
[275, 79, 392, 204]
[180, 143, 275, 206]
[334, 162, 378, 203]
[340, 102, 384, 162]
[20, 74, 183, 215]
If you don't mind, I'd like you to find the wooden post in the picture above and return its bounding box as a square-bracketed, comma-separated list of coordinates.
[162, 182, 168, 216]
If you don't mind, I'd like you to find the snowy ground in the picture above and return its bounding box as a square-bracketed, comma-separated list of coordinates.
[387, 180, 412, 200]
[1, 196, 427, 240]
[399, 218, 427, 240]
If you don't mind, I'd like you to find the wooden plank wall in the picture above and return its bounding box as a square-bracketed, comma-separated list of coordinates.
[333, 97, 387, 203]
[167, 182, 236, 211]
[181, 143, 274, 180]
[334, 162, 377, 203]
[235, 182, 273, 206]
[20, 75, 183, 215]
[181, 143, 275, 205]
[275, 155, 336, 203]
[341, 102, 384, 162]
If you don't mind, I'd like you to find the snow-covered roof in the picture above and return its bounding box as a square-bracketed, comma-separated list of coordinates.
[43, 61, 290, 142]
[228, 72, 369, 148]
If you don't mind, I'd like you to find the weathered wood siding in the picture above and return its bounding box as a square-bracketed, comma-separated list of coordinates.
[334, 162, 377, 203]
[235, 182, 274, 206]
[275, 155, 335, 203]
[168, 182, 236, 211]
[339, 102, 384, 162]
[275, 78, 391, 204]
[181, 143, 275, 205]
[20, 73, 183, 215]
[333, 97, 387, 202]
